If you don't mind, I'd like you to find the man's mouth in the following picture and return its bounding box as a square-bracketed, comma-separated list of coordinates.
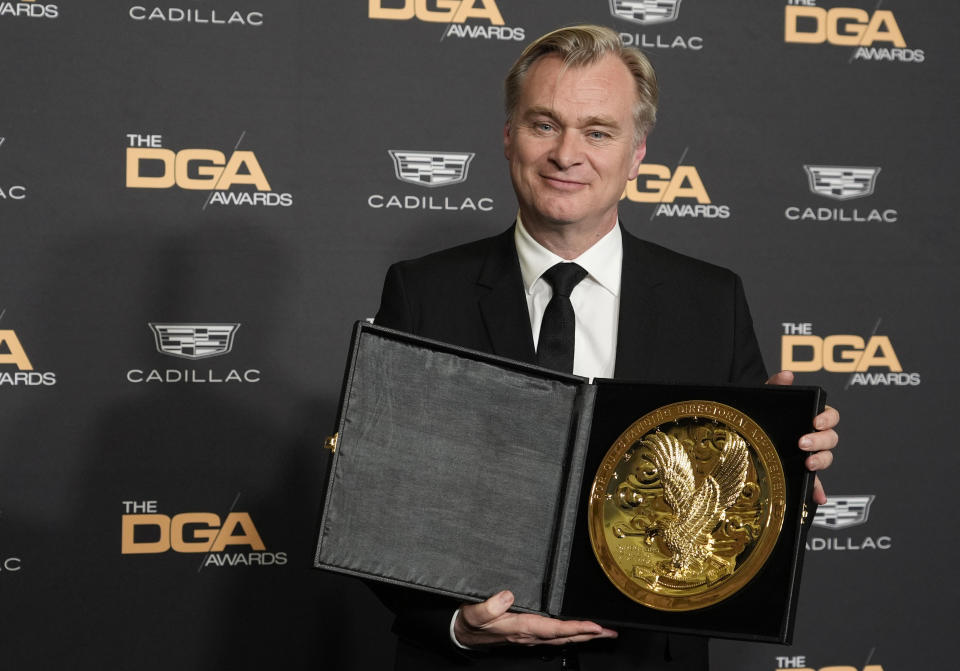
[541, 175, 586, 190]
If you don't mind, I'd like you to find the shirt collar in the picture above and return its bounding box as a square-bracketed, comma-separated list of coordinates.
[514, 213, 623, 297]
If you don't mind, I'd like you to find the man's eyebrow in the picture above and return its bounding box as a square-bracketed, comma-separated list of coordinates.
[579, 115, 621, 129]
[523, 106, 559, 120]
[522, 107, 622, 130]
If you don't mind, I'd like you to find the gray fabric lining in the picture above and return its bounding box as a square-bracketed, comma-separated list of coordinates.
[316, 330, 583, 611]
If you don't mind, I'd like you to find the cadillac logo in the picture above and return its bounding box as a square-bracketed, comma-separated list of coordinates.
[610, 0, 682, 25]
[149, 323, 240, 360]
[804, 165, 881, 201]
[388, 150, 475, 187]
[813, 495, 875, 530]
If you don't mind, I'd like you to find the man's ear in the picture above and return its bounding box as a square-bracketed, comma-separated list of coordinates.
[628, 140, 647, 179]
[503, 121, 513, 160]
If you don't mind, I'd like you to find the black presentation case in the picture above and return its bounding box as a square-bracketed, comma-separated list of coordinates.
[313, 322, 823, 643]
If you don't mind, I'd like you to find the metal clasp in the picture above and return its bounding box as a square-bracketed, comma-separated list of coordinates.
[324, 432, 339, 454]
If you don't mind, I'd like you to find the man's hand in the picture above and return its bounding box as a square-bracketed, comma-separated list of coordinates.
[766, 370, 839, 505]
[454, 590, 618, 648]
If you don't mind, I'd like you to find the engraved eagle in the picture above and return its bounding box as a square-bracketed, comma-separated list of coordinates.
[639, 430, 749, 574]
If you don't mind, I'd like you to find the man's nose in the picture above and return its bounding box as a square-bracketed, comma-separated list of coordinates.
[549, 130, 582, 170]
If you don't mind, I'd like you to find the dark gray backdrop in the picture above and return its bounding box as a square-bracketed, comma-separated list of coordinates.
[1, 2, 955, 670]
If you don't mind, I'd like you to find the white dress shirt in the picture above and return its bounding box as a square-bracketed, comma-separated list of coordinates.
[450, 217, 624, 648]
[514, 215, 622, 379]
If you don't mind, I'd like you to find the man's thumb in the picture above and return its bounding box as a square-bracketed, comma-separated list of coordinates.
[766, 370, 795, 386]
[464, 590, 514, 627]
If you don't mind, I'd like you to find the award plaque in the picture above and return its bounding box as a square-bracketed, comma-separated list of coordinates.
[315, 322, 823, 643]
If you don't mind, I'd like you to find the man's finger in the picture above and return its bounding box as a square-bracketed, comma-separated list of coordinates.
[800, 428, 838, 452]
[805, 448, 834, 471]
[520, 630, 619, 646]
[524, 616, 605, 640]
[504, 616, 615, 646]
[460, 590, 514, 629]
[765, 370, 795, 386]
[813, 405, 839, 431]
[812, 475, 827, 505]
[457, 604, 616, 648]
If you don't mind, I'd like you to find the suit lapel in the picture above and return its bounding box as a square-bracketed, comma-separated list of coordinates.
[477, 226, 538, 365]
[615, 228, 664, 380]
[472, 224, 669, 376]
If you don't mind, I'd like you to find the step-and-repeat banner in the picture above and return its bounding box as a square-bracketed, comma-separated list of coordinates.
[1, 2, 955, 669]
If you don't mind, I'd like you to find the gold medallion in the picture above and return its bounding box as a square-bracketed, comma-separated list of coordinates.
[588, 401, 786, 611]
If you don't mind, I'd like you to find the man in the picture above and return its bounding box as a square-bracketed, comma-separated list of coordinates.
[374, 25, 838, 670]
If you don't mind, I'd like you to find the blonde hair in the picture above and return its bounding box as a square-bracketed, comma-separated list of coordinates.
[504, 25, 658, 144]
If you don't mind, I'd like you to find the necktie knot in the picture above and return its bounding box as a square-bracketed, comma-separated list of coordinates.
[541, 262, 587, 298]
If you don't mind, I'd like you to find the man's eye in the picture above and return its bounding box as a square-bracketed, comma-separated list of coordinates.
[534, 122, 554, 132]
[588, 130, 609, 140]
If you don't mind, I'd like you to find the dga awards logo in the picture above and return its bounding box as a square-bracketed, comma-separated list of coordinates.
[780, 321, 920, 387]
[784, 1, 924, 63]
[776, 656, 885, 671]
[807, 495, 891, 552]
[121, 498, 287, 568]
[611, 0, 703, 51]
[0, 137, 27, 201]
[128, 1, 264, 26]
[126, 322, 261, 384]
[124, 132, 293, 208]
[369, 0, 525, 41]
[0, 0, 59, 19]
[785, 164, 898, 223]
[368, 149, 494, 212]
[621, 154, 730, 219]
[0, 313, 57, 387]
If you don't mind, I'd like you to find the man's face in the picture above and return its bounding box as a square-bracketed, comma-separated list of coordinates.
[504, 53, 646, 237]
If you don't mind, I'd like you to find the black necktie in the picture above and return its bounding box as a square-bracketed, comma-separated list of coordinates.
[537, 262, 588, 373]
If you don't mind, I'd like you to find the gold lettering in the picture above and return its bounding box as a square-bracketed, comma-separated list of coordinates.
[121, 514, 170, 554]
[781, 335, 822, 372]
[450, 0, 504, 25]
[216, 151, 272, 191]
[170, 512, 220, 552]
[662, 166, 710, 203]
[784, 6, 825, 44]
[126, 147, 175, 188]
[368, 0, 414, 20]
[825, 8, 869, 46]
[414, 0, 458, 23]
[823, 334, 864, 372]
[857, 335, 902, 372]
[785, 6, 906, 47]
[0, 330, 33, 370]
[211, 512, 266, 551]
[624, 164, 670, 202]
[369, 0, 503, 24]
[862, 10, 906, 47]
[175, 149, 225, 190]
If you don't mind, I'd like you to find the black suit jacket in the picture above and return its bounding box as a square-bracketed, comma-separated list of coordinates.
[373, 224, 768, 670]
